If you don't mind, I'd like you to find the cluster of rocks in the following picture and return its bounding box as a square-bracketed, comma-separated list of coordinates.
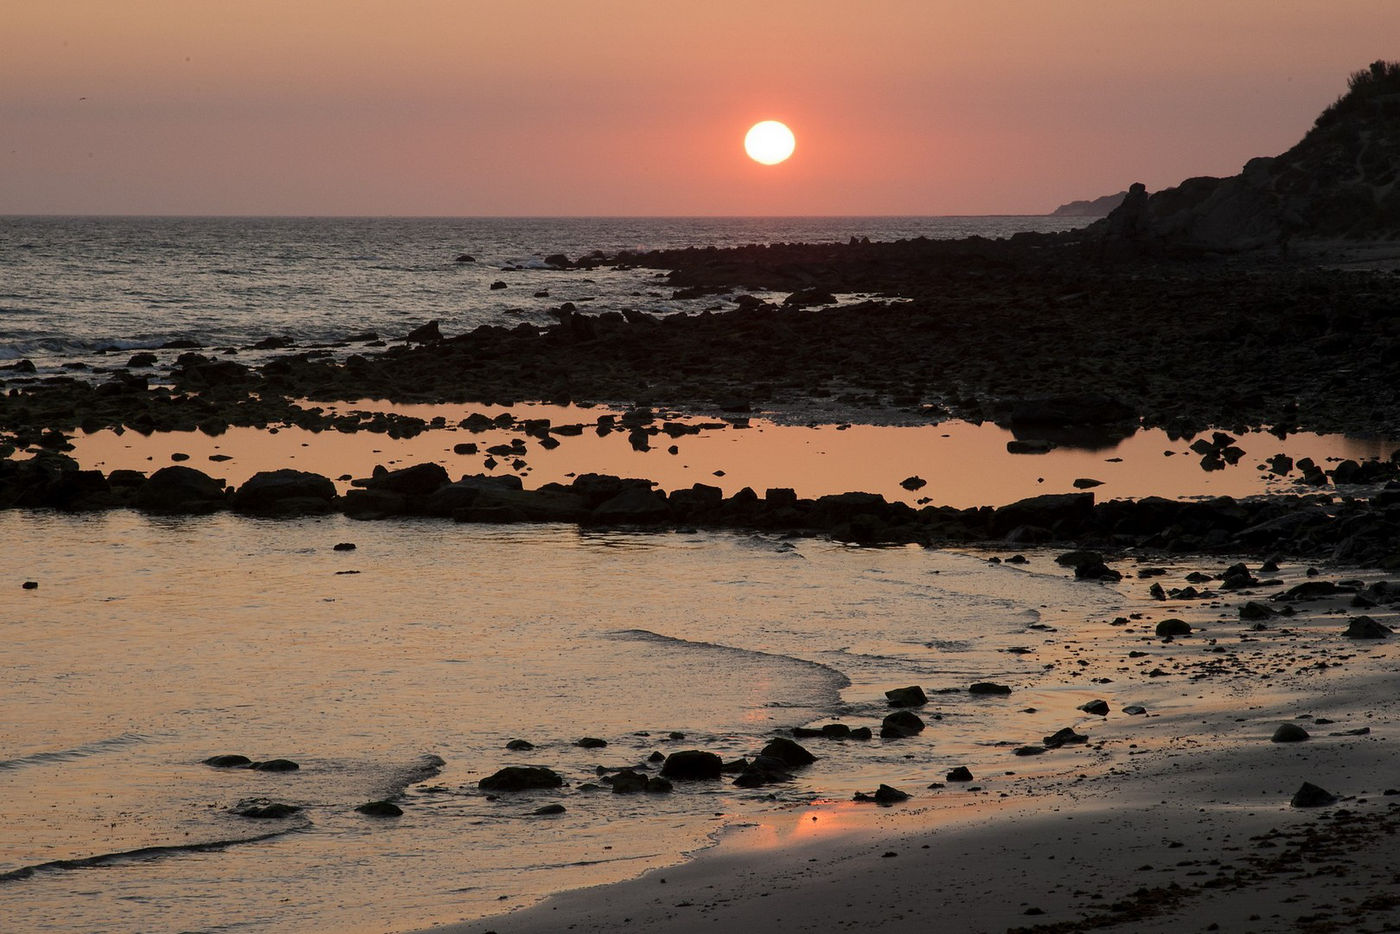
[9, 451, 1400, 567]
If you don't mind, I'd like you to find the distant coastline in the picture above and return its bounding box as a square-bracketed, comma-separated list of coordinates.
[1049, 191, 1127, 217]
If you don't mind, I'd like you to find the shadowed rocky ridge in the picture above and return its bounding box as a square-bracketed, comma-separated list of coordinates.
[1096, 61, 1400, 253]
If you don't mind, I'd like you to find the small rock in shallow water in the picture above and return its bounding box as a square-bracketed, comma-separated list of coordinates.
[969, 682, 1012, 695]
[505, 739, 534, 751]
[252, 759, 300, 772]
[1043, 727, 1087, 748]
[332, 542, 356, 551]
[575, 737, 607, 749]
[880, 710, 925, 738]
[1078, 699, 1110, 716]
[531, 804, 566, 815]
[478, 766, 563, 791]
[946, 766, 973, 782]
[885, 685, 928, 707]
[854, 784, 910, 805]
[237, 803, 301, 819]
[760, 737, 816, 766]
[1271, 723, 1310, 743]
[204, 754, 252, 768]
[22, 581, 38, 590]
[355, 800, 403, 817]
[660, 750, 723, 780]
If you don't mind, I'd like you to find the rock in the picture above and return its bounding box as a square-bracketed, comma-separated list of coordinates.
[405, 321, 443, 343]
[532, 804, 567, 815]
[946, 766, 974, 782]
[454, 253, 474, 263]
[505, 739, 534, 751]
[1290, 782, 1338, 808]
[1013, 745, 1046, 756]
[885, 685, 928, 707]
[204, 754, 252, 768]
[237, 803, 301, 819]
[1344, 616, 1391, 639]
[126, 352, 158, 368]
[1055, 549, 1102, 567]
[1043, 727, 1087, 748]
[360, 462, 450, 496]
[134, 465, 226, 514]
[1074, 560, 1122, 581]
[991, 492, 1094, 537]
[332, 542, 356, 551]
[660, 750, 723, 780]
[1078, 699, 1110, 716]
[355, 800, 403, 817]
[478, 766, 563, 791]
[607, 770, 649, 794]
[1271, 723, 1310, 743]
[968, 682, 1012, 695]
[881, 710, 925, 738]
[646, 777, 673, 793]
[1239, 601, 1276, 621]
[759, 737, 816, 767]
[732, 755, 794, 787]
[22, 581, 38, 590]
[252, 759, 300, 772]
[590, 485, 670, 523]
[1123, 705, 1148, 716]
[1155, 618, 1192, 637]
[231, 469, 336, 514]
[575, 737, 607, 749]
[854, 784, 910, 805]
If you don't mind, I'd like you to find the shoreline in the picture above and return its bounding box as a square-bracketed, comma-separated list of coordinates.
[423, 562, 1400, 934]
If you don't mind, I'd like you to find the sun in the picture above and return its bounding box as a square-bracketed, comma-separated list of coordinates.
[744, 120, 795, 165]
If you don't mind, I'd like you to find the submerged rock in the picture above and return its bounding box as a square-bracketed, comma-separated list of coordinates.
[203, 754, 252, 768]
[252, 759, 300, 772]
[881, 710, 925, 738]
[355, 800, 403, 817]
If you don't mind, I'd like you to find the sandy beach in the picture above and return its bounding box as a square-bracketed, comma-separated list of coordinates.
[427, 560, 1400, 934]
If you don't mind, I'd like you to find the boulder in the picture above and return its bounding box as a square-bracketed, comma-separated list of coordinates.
[252, 758, 300, 772]
[885, 685, 928, 707]
[1343, 615, 1391, 639]
[355, 800, 403, 817]
[1271, 723, 1310, 743]
[1290, 782, 1338, 808]
[231, 469, 336, 514]
[478, 766, 563, 791]
[1078, 699, 1110, 716]
[881, 710, 925, 738]
[660, 750, 723, 780]
[1155, 618, 1193, 637]
[759, 737, 816, 767]
[968, 682, 1012, 696]
[732, 755, 794, 787]
[134, 465, 226, 513]
[204, 754, 252, 768]
[946, 766, 974, 782]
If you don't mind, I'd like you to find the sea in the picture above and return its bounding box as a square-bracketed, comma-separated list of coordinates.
[0, 214, 1167, 934]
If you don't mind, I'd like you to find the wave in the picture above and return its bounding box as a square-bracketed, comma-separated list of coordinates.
[0, 732, 152, 770]
[0, 825, 307, 884]
[608, 628, 851, 700]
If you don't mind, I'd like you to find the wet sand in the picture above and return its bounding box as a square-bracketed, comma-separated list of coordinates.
[426, 560, 1400, 933]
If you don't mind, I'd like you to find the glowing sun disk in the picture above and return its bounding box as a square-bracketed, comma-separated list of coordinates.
[745, 121, 795, 165]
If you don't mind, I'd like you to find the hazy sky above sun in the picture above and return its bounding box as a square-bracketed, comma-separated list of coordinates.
[2, 1, 1394, 216]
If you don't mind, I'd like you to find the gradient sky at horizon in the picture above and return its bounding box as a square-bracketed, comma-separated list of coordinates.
[2, 1, 1394, 216]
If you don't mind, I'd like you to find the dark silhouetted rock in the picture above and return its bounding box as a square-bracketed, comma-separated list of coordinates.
[134, 465, 226, 514]
[885, 685, 928, 707]
[355, 800, 403, 817]
[532, 804, 566, 815]
[946, 766, 974, 782]
[854, 784, 911, 805]
[478, 766, 563, 791]
[204, 754, 252, 768]
[881, 710, 925, 738]
[1344, 615, 1391, 639]
[733, 755, 794, 787]
[660, 750, 723, 780]
[1240, 601, 1277, 621]
[252, 759, 300, 772]
[1271, 723, 1310, 743]
[1043, 727, 1088, 748]
[1155, 618, 1192, 637]
[505, 739, 534, 751]
[760, 737, 816, 767]
[1078, 699, 1110, 716]
[231, 469, 336, 514]
[405, 320, 442, 343]
[575, 737, 607, 749]
[1291, 782, 1338, 808]
[969, 682, 1012, 696]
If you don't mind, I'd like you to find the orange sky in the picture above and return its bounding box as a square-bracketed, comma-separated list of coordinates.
[1, 1, 1393, 216]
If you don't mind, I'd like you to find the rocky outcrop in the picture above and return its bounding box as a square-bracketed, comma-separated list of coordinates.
[1050, 191, 1127, 217]
[1095, 61, 1400, 253]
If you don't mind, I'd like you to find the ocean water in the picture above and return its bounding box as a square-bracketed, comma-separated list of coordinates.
[0, 215, 1087, 364]
[0, 511, 1119, 934]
